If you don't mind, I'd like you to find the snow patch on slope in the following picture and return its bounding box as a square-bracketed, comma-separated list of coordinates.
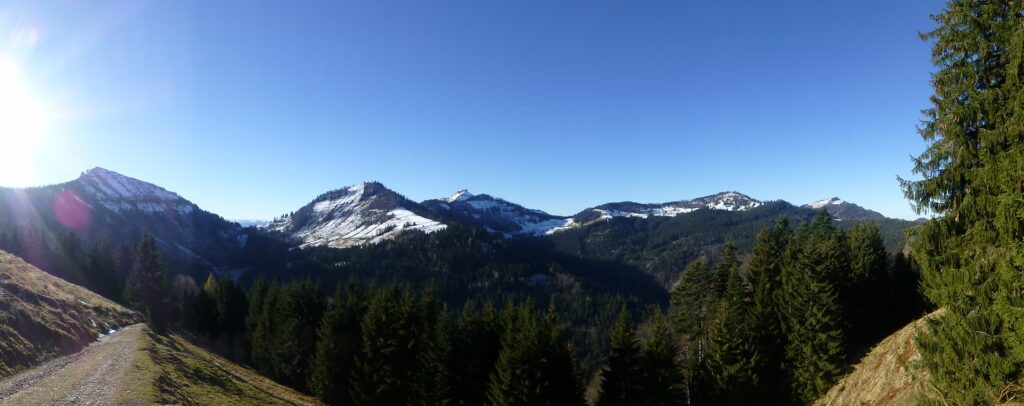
[807, 197, 846, 209]
[269, 182, 446, 249]
[78, 167, 195, 215]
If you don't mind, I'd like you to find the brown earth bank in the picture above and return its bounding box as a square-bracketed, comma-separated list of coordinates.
[0, 249, 141, 377]
[816, 309, 944, 406]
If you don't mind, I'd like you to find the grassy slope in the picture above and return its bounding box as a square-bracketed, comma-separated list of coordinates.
[816, 309, 944, 406]
[119, 325, 321, 405]
[0, 250, 141, 377]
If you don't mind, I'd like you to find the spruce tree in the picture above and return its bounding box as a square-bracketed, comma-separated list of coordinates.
[125, 234, 173, 332]
[639, 310, 684, 406]
[899, 1, 1024, 402]
[309, 283, 365, 405]
[669, 260, 715, 403]
[746, 218, 790, 403]
[414, 309, 456, 406]
[845, 222, 889, 350]
[454, 301, 502, 406]
[486, 303, 583, 406]
[597, 310, 643, 406]
[779, 215, 848, 403]
[704, 264, 757, 403]
[714, 240, 740, 299]
[269, 279, 325, 391]
[254, 284, 282, 377]
[352, 287, 419, 406]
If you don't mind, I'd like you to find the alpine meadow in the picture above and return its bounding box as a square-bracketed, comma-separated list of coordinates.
[0, 0, 1021, 405]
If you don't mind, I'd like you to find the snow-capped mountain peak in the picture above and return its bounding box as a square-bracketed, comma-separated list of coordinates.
[446, 189, 474, 203]
[807, 197, 846, 209]
[421, 192, 571, 237]
[79, 167, 181, 202]
[802, 197, 888, 221]
[691, 191, 763, 211]
[76, 167, 194, 215]
[268, 181, 445, 248]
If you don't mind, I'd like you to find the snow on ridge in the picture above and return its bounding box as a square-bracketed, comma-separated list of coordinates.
[271, 182, 447, 249]
[78, 167, 192, 215]
[446, 189, 474, 203]
[807, 197, 846, 209]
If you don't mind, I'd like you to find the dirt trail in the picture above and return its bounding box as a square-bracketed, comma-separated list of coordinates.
[0, 324, 144, 405]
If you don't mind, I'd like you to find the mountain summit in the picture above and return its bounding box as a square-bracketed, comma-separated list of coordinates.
[571, 191, 763, 225]
[803, 197, 887, 221]
[267, 182, 445, 248]
[422, 191, 571, 237]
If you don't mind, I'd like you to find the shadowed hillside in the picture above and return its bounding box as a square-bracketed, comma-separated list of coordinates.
[0, 250, 141, 377]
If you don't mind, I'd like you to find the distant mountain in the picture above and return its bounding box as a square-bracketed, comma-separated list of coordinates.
[570, 191, 764, 226]
[0, 168, 243, 275]
[233, 219, 270, 228]
[804, 197, 888, 221]
[421, 190, 572, 236]
[266, 182, 445, 248]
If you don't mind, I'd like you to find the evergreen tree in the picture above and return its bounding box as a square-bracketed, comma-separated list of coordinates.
[309, 283, 365, 406]
[597, 310, 643, 406]
[352, 287, 420, 405]
[845, 222, 889, 350]
[486, 303, 583, 406]
[670, 260, 714, 349]
[899, 1, 1024, 402]
[713, 240, 740, 299]
[704, 263, 757, 403]
[453, 301, 502, 406]
[269, 279, 325, 390]
[125, 234, 173, 332]
[669, 260, 715, 403]
[248, 280, 277, 375]
[779, 213, 848, 403]
[639, 310, 684, 406]
[746, 218, 791, 403]
[414, 309, 456, 406]
[213, 277, 248, 336]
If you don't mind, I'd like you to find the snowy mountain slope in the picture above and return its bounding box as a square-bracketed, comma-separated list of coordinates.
[268, 182, 446, 248]
[569, 191, 764, 226]
[0, 168, 244, 273]
[421, 191, 572, 236]
[803, 197, 888, 221]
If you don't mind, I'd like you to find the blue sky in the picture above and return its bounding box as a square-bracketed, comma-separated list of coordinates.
[0, 0, 944, 220]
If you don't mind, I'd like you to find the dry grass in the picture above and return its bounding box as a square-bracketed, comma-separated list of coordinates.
[124, 325, 322, 405]
[816, 309, 945, 406]
[0, 250, 141, 377]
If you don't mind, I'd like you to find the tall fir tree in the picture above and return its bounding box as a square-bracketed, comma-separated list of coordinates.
[486, 303, 583, 406]
[845, 222, 890, 350]
[125, 234, 173, 332]
[597, 310, 643, 406]
[308, 283, 366, 406]
[454, 301, 502, 406]
[269, 279, 325, 391]
[639, 310, 685, 406]
[746, 218, 791, 403]
[704, 263, 758, 403]
[414, 309, 456, 406]
[352, 287, 420, 406]
[779, 212, 849, 403]
[899, 1, 1024, 402]
[669, 260, 715, 403]
[713, 240, 740, 299]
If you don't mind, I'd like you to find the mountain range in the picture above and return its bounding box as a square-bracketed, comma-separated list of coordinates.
[0, 168, 915, 279]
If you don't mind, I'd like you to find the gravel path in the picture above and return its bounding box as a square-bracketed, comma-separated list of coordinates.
[0, 324, 144, 405]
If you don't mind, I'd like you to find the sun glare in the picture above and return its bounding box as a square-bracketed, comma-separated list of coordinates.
[0, 57, 48, 186]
